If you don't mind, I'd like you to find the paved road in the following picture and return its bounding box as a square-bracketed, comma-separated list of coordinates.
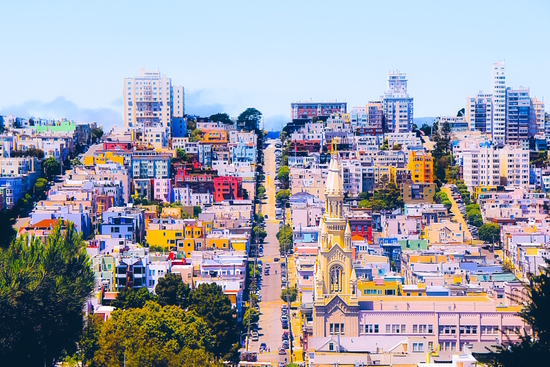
[441, 185, 472, 241]
[251, 141, 288, 364]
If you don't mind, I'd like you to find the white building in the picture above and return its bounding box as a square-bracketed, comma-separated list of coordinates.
[465, 92, 493, 133]
[491, 60, 506, 143]
[385, 132, 422, 149]
[531, 97, 546, 136]
[123, 68, 185, 133]
[172, 187, 213, 206]
[462, 146, 500, 190]
[382, 71, 414, 133]
[500, 147, 529, 189]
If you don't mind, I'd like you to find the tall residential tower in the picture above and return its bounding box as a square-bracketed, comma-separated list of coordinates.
[491, 60, 506, 143]
[382, 71, 414, 133]
[123, 68, 185, 132]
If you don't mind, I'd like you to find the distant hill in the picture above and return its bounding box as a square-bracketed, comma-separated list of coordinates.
[414, 117, 436, 127]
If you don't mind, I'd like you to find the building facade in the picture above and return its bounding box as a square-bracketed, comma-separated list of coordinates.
[382, 71, 414, 133]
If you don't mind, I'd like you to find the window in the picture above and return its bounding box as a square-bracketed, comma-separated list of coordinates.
[329, 265, 344, 293]
[386, 324, 391, 333]
[412, 343, 424, 352]
[329, 343, 334, 351]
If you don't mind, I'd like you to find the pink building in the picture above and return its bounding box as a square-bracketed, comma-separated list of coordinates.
[152, 179, 171, 203]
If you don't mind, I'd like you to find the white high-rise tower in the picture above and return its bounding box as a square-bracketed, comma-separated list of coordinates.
[491, 60, 506, 143]
[123, 68, 185, 131]
[382, 71, 414, 133]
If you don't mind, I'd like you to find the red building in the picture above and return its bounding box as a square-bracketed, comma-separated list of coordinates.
[348, 209, 373, 244]
[291, 102, 347, 120]
[103, 141, 133, 150]
[213, 176, 243, 202]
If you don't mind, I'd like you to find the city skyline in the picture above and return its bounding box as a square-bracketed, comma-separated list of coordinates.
[1, 0, 549, 130]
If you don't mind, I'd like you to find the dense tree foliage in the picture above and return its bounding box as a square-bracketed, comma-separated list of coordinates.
[210, 112, 233, 125]
[111, 287, 158, 310]
[276, 189, 290, 203]
[277, 165, 289, 189]
[281, 286, 298, 303]
[91, 127, 104, 144]
[479, 223, 501, 244]
[277, 224, 293, 254]
[93, 301, 216, 366]
[44, 157, 62, 180]
[11, 148, 45, 158]
[237, 108, 262, 132]
[474, 260, 550, 365]
[155, 273, 191, 308]
[253, 225, 267, 243]
[242, 307, 259, 328]
[189, 129, 203, 142]
[188, 283, 240, 361]
[0, 221, 95, 366]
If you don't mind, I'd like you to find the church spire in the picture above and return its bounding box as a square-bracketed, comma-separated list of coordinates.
[325, 155, 344, 197]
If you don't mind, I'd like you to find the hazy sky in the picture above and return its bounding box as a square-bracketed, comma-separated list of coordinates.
[1, 0, 549, 130]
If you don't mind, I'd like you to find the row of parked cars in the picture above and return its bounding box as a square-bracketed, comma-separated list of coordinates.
[449, 185, 478, 238]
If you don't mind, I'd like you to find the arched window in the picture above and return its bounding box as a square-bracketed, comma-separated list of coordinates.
[330, 264, 344, 293]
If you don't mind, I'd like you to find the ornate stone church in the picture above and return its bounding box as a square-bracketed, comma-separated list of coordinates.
[313, 155, 360, 337]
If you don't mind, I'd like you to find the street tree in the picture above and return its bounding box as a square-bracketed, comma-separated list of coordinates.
[155, 273, 191, 308]
[111, 286, 158, 310]
[478, 223, 501, 244]
[0, 221, 95, 366]
[44, 157, 61, 180]
[188, 283, 240, 361]
[209, 112, 233, 125]
[237, 108, 262, 132]
[93, 301, 215, 366]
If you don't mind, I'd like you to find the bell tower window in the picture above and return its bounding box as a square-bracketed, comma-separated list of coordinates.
[330, 264, 344, 293]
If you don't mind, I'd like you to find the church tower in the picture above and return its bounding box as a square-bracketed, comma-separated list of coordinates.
[313, 155, 359, 337]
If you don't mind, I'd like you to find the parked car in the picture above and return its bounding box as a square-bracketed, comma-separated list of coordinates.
[252, 331, 259, 341]
[282, 320, 288, 329]
[282, 340, 289, 349]
[274, 257, 279, 262]
[260, 342, 267, 352]
[282, 331, 289, 340]
[278, 347, 286, 355]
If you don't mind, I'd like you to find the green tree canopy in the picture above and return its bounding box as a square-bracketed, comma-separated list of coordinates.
[277, 224, 294, 254]
[242, 307, 259, 328]
[188, 283, 239, 361]
[189, 128, 203, 142]
[91, 127, 103, 144]
[237, 108, 262, 132]
[277, 166, 290, 189]
[111, 286, 158, 310]
[281, 286, 298, 303]
[276, 189, 290, 203]
[93, 301, 216, 366]
[253, 226, 267, 243]
[478, 223, 501, 244]
[0, 221, 95, 366]
[44, 157, 61, 180]
[209, 112, 233, 125]
[176, 148, 187, 161]
[155, 273, 191, 309]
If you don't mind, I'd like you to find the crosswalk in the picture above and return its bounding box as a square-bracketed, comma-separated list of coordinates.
[257, 256, 283, 263]
[265, 219, 281, 224]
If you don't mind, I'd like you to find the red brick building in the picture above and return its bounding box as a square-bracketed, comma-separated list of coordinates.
[213, 176, 243, 202]
[103, 141, 133, 150]
[291, 101, 347, 120]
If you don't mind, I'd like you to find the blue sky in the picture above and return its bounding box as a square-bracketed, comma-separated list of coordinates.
[0, 0, 549, 131]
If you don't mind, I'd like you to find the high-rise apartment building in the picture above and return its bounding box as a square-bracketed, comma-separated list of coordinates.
[500, 147, 529, 189]
[505, 87, 531, 145]
[462, 146, 500, 190]
[531, 97, 546, 136]
[491, 60, 506, 143]
[366, 101, 384, 129]
[465, 92, 492, 133]
[382, 71, 414, 133]
[123, 68, 185, 132]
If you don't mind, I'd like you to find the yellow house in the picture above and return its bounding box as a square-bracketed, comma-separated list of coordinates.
[206, 237, 230, 250]
[407, 151, 433, 183]
[357, 277, 402, 297]
[83, 151, 125, 166]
